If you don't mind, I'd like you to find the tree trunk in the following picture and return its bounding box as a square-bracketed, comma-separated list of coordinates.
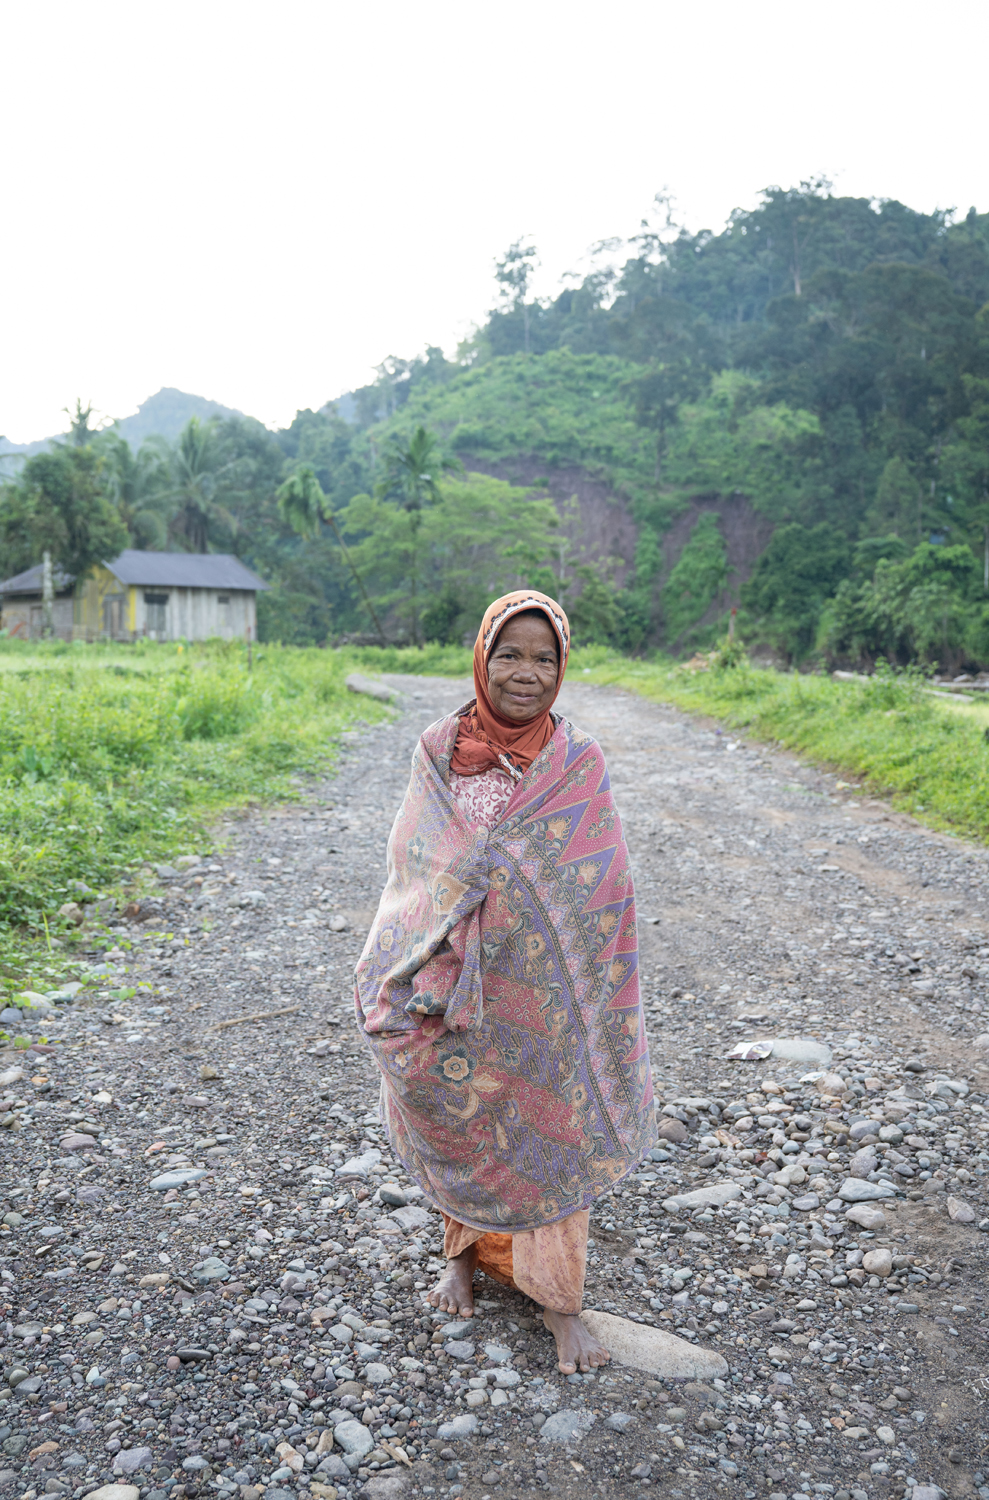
[324, 512, 387, 645]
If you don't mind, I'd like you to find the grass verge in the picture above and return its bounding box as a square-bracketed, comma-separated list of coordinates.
[0, 637, 390, 993]
[577, 655, 989, 843]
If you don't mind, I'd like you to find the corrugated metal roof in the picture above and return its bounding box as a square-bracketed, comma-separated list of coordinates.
[105, 551, 270, 590]
[0, 562, 75, 596]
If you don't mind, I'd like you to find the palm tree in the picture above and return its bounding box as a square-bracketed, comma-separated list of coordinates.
[277, 464, 387, 644]
[166, 418, 239, 553]
[62, 399, 103, 447]
[95, 430, 172, 549]
[375, 427, 461, 644]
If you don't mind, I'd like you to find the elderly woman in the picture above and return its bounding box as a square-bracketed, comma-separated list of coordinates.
[355, 590, 655, 1373]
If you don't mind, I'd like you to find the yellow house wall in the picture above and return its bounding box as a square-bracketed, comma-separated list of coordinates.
[73, 566, 129, 640]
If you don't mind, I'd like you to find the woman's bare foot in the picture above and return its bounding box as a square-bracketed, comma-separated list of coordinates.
[542, 1310, 611, 1373]
[427, 1244, 478, 1317]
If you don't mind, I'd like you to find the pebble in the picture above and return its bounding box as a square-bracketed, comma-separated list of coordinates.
[539, 1409, 596, 1444]
[148, 1168, 207, 1190]
[844, 1203, 887, 1229]
[948, 1195, 976, 1222]
[436, 1414, 478, 1440]
[112, 1446, 153, 1474]
[838, 1177, 897, 1202]
[332, 1419, 374, 1457]
[661, 1182, 741, 1212]
[862, 1247, 893, 1276]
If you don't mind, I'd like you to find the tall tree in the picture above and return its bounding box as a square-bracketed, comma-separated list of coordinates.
[373, 427, 461, 644]
[276, 463, 386, 643]
[495, 239, 539, 355]
[94, 430, 171, 549]
[165, 417, 239, 553]
[0, 446, 128, 580]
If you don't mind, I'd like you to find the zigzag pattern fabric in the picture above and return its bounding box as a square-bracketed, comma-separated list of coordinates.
[355, 707, 656, 1233]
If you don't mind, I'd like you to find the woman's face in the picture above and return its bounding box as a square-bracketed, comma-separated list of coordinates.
[486, 612, 559, 721]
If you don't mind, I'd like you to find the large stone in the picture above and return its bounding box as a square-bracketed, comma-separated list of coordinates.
[345, 673, 396, 703]
[387, 1203, 433, 1232]
[844, 1203, 887, 1231]
[436, 1413, 478, 1441]
[333, 1420, 374, 1458]
[838, 1178, 896, 1202]
[655, 1116, 688, 1144]
[948, 1196, 976, 1223]
[336, 1150, 381, 1181]
[770, 1038, 833, 1066]
[662, 1182, 741, 1213]
[539, 1409, 596, 1444]
[360, 1477, 412, 1500]
[80, 1488, 140, 1500]
[149, 1169, 207, 1191]
[60, 1133, 100, 1152]
[862, 1248, 892, 1277]
[580, 1311, 729, 1379]
[112, 1447, 153, 1474]
[191, 1257, 231, 1283]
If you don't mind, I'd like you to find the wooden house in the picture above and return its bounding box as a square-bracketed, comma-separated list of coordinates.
[0, 551, 269, 642]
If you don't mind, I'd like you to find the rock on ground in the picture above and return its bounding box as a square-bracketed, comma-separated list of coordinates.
[581, 1310, 729, 1379]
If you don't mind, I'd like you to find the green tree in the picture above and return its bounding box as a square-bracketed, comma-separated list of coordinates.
[741, 522, 849, 663]
[864, 456, 922, 540]
[661, 512, 729, 645]
[495, 239, 539, 355]
[165, 417, 240, 553]
[276, 464, 386, 643]
[63, 399, 103, 447]
[94, 431, 171, 549]
[0, 446, 128, 580]
[373, 427, 462, 645]
[569, 567, 622, 645]
[337, 473, 557, 644]
[825, 542, 979, 669]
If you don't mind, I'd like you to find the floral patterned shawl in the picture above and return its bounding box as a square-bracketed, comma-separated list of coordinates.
[354, 708, 656, 1233]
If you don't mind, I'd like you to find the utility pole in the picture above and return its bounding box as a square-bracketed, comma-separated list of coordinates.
[42, 551, 54, 639]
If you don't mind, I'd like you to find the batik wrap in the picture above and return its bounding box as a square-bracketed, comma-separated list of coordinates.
[354, 708, 656, 1234]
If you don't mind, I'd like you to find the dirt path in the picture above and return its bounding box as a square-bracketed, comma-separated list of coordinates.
[2, 675, 988, 1500]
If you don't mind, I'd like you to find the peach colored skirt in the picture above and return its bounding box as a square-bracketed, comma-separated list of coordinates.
[442, 1208, 589, 1315]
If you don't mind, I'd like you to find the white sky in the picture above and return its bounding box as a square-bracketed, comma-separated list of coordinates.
[2, 0, 988, 443]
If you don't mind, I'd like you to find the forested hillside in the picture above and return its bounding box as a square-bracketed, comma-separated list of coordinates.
[4, 180, 989, 668]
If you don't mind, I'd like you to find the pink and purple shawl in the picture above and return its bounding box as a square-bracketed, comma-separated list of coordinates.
[354, 710, 655, 1234]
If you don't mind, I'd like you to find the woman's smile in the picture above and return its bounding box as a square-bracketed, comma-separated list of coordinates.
[486, 613, 559, 722]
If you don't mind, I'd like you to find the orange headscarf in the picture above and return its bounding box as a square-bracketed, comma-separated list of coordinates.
[450, 590, 570, 778]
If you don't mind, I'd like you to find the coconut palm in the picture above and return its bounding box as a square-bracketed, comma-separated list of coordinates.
[94, 430, 172, 549]
[166, 417, 240, 553]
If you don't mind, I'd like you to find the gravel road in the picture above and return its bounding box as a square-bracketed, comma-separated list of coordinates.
[2, 674, 989, 1500]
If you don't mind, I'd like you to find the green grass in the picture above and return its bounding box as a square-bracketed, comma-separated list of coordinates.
[345, 642, 474, 677]
[0, 637, 390, 985]
[576, 654, 989, 842]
